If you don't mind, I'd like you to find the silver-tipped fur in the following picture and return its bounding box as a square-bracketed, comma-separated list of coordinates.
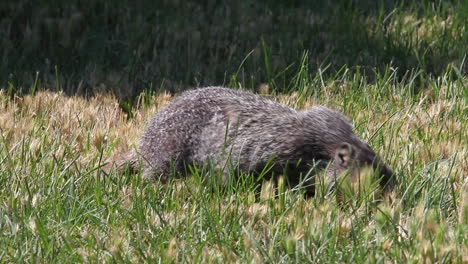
[108, 87, 394, 195]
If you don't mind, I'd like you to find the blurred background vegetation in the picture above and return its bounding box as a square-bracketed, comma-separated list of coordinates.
[0, 0, 466, 99]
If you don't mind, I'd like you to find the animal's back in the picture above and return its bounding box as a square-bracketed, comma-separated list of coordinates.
[137, 87, 297, 179]
[108, 86, 393, 196]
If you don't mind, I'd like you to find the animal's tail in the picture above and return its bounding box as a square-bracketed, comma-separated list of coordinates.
[102, 150, 138, 174]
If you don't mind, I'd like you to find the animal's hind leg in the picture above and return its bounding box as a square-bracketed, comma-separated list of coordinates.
[137, 126, 191, 181]
[138, 157, 180, 182]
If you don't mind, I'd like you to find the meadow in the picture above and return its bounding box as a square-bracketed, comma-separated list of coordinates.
[1, 66, 466, 262]
[0, 0, 467, 263]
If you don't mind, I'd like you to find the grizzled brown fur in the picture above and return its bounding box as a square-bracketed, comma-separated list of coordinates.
[107, 87, 393, 195]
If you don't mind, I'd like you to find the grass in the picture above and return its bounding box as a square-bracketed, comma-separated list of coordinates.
[1, 0, 466, 97]
[0, 64, 466, 262]
[0, 0, 467, 262]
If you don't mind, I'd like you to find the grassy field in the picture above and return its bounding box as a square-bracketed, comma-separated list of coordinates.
[1, 0, 467, 263]
[0, 67, 466, 262]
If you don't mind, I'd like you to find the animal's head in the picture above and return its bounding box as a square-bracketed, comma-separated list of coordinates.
[326, 141, 394, 193]
[300, 106, 394, 193]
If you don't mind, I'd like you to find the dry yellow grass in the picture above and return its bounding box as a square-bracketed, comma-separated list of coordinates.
[0, 81, 466, 262]
[0, 83, 465, 188]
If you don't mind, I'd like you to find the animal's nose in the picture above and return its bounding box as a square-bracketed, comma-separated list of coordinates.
[380, 165, 394, 189]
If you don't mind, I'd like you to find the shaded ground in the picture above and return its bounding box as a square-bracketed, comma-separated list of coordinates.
[1, 0, 466, 98]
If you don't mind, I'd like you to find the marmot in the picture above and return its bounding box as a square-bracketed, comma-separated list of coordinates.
[106, 87, 394, 196]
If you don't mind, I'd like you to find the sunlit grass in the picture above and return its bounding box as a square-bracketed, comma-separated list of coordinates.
[0, 0, 467, 262]
[0, 63, 466, 262]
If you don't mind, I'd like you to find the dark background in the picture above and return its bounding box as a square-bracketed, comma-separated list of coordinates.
[0, 0, 466, 99]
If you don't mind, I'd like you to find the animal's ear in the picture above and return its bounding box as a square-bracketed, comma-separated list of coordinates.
[335, 142, 355, 167]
